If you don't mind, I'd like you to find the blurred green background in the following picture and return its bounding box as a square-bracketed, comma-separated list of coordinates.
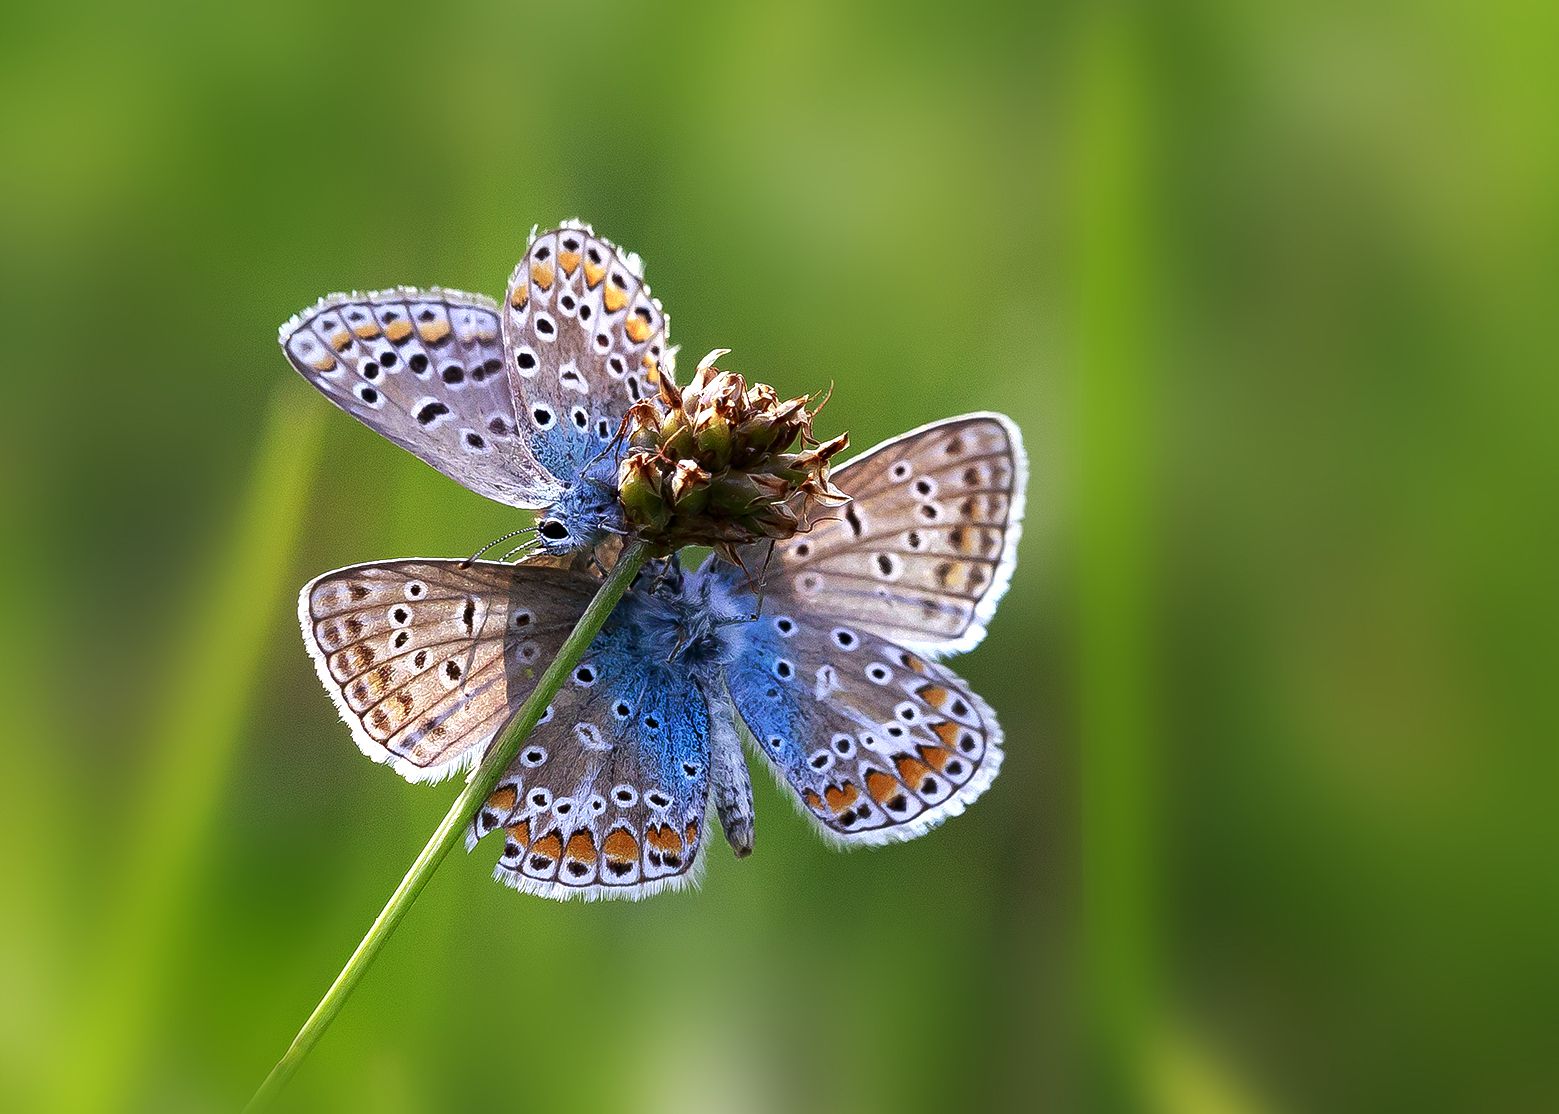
[3, 2, 1555, 1111]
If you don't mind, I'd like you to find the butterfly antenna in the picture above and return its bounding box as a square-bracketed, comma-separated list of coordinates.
[461, 526, 536, 568]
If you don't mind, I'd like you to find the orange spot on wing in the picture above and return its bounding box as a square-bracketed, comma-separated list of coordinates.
[684, 818, 700, 847]
[931, 721, 962, 748]
[310, 353, 338, 372]
[624, 316, 651, 343]
[803, 789, 824, 811]
[646, 824, 684, 854]
[603, 286, 628, 313]
[937, 561, 972, 591]
[353, 321, 381, 339]
[531, 262, 555, 290]
[504, 819, 531, 850]
[895, 756, 933, 787]
[918, 745, 953, 772]
[916, 684, 950, 710]
[363, 664, 395, 696]
[558, 250, 581, 275]
[385, 319, 413, 342]
[584, 261, 606, 287]
[417, 320, 450, 344]
[603, 828, 639, 862]
[865, 770, 903, 805]
[823, 783, 860, 814]
[529, 831, 562, 862]
[487, 785, 517, 814]
[329, 329, 352, 351]
[565, 831, 597, 865]
[509, 284, 529, 309]
[903, 654, 929, 674]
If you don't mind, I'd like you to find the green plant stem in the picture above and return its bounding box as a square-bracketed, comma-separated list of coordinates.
[245, 540, 652, 1113]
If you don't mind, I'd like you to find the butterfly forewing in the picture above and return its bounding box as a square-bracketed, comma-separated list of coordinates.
[724, 598, 1003, 846]
[501, 222, 672, 485]
[298, 560, 598, 783]
[746, 413, 1027, 656]
[280, 288, 563, 507]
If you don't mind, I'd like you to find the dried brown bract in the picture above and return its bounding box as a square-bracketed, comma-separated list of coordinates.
[616, 350, 849, 563]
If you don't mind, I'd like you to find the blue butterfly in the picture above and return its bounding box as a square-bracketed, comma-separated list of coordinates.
[279, 222, 672, 559]
[298, 414, 1026, 899]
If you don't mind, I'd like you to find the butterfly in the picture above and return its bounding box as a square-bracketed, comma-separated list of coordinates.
[278, 221, 673, 559]
[298, 414, 1026, 898]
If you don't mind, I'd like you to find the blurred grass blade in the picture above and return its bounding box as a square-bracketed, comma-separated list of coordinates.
[49, 385, 325, 1113]
[1071, 6, 1160, 1111]
[1154, 1022, 1278, 1114]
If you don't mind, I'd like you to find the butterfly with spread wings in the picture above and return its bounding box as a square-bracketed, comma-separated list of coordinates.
[279, 221, 673, 560]
[298, 414, 1025, 899]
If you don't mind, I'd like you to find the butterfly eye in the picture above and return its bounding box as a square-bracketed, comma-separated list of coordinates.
[538, 519, 570, 542]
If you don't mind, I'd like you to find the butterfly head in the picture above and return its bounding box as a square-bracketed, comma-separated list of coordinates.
[535, 465, 626, 555]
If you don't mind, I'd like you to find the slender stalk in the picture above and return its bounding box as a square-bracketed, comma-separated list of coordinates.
[1071, 7, 1159, 1111]
[246, 540, 652, 1112]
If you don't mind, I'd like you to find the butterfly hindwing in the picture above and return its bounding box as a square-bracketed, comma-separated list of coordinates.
[297, 560, 599, 783]
[466, 602, 713, 900]
[501, 222, 672, 485]
[723, 588, 1003, 846]
[745, 413, 1026, 656]
[281, 288, 562, 507]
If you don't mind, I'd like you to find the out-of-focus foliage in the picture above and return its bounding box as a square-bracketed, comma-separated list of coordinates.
[1, 2, 1554, 1111]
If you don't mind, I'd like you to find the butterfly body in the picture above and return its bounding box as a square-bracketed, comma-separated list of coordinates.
[299, 408, 1025, 899]
[280, 223, 670, 561]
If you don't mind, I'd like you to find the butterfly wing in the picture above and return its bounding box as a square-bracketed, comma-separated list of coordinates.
[742, 413, 1026, 657]
[464, 604, 713, 900]
[500, 222, 672, 485]
[297, 559, 598, 784]
[299, 558, 712, 899]
[722, 596, 1003, 846]
[281, 288, 562, 508]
